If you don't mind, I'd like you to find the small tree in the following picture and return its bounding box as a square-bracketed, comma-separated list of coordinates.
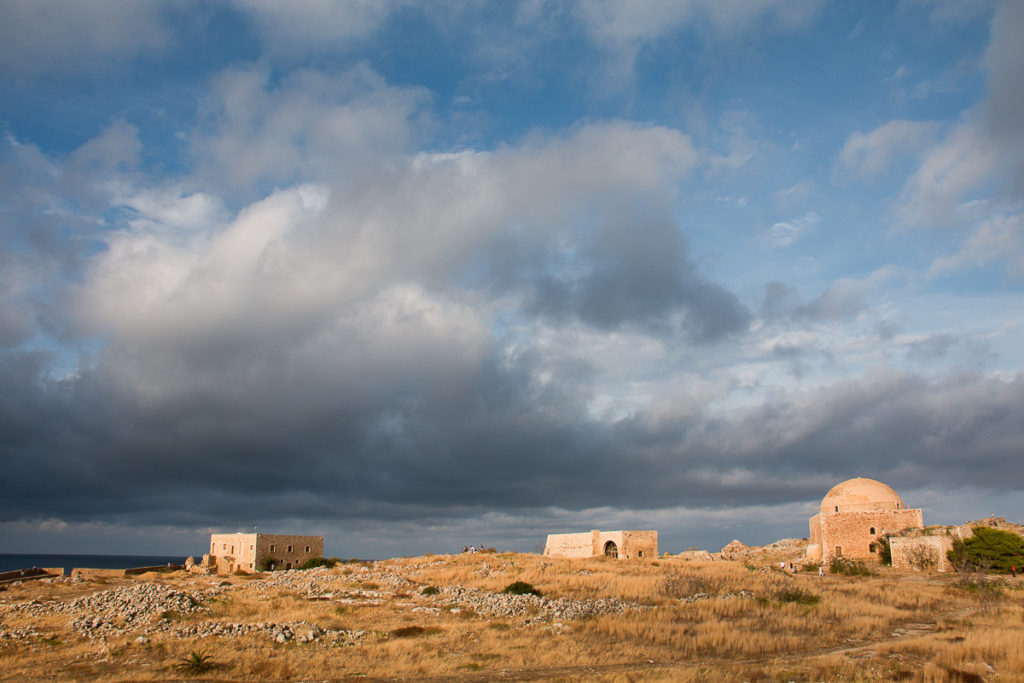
[257, 557, 280, 572]
[948, 527, 1024, 574]
[876, 534, 892, 565]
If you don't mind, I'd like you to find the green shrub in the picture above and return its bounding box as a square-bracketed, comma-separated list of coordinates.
[948, 527, 1024, 574]
[876, 534, 892, 565]
[299, 557, 337, 569]
[176, 650, 215, 673]
[420, 585, 439, 596]
[501, 581, 541, 597]
[756, 579, 820, 606]
[257, 557, 280, 572]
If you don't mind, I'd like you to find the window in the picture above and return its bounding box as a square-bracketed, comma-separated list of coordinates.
[222, 543, 226, 550]
[834, 506, 839, 512]
[869, 543, 877, 553]
[637, 551, 644, 558]
[231, 545, 235, 553]
[270, 544, 276, 552]
[287, 545, 293, 552]
[250, 544, 254, 551]
[869, 527, 876, 535]
[305, 545, 310, 553]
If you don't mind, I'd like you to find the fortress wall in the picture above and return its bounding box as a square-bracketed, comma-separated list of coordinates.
[620, 531, 658, 559]
[543, 532, 595, 558]
[891, 535, 955, 572]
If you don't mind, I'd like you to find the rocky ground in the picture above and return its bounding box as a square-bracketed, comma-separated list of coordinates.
[0, 563, 643, 651]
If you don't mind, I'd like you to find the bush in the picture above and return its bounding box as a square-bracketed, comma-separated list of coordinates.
[830, 557, 874, 576]
[299, 557, 337, 569]
[757, 578, 820, 606]
[501, 581, 541, 597]
[177, 650, 215, 673]
[257, 557, 280, 572]
[948, 527, 1024, 574]
[420, 585, 439, 596]
[876, 534, 892, 565]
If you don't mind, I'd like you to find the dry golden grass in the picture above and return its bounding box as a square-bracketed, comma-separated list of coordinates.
[1, 553, 1022, 682]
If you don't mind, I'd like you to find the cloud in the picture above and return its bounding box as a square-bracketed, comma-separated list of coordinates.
[836, 119, 940, 180]
[191, 63, 432, 195]
[983, 0, 1024, 195]
[576, 0, 820, 45]
[928, 212, 1024, 277]
[761, 210, 820, 248]
[762, 267, 896, 324]
[0, 0, 171, 76]
[230, 0, 403, 55]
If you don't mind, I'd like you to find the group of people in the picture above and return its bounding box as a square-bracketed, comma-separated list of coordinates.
[461, 544, 485, 553]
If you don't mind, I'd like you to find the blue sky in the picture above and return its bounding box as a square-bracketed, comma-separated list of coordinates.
[1, 0, 1022, 558]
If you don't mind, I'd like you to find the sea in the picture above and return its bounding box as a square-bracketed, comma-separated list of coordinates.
[0, 553, 194, 574]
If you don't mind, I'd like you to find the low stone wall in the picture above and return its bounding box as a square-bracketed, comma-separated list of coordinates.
[890, 535, 955, 572]
[71, 565, 182, 579]
[0, 567, 64, 584]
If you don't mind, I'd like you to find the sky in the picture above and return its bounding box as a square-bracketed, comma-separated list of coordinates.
[1, 0, 1023, 559]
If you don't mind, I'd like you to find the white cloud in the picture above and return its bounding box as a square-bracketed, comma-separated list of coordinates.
[192, 64, 432, 194]
[897, 123, 997, 227]
[929, 212, 1024, 278]
[835, 119, 939, 180]
[762, 211, 820, 248]
[230, 0, 403, 54]
[576, 0, 820, 45]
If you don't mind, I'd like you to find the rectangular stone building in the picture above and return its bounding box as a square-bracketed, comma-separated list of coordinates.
[543, 529, 657, 560]
[208, 533, 324, 574]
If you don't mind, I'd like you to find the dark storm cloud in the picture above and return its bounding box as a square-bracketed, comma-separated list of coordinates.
[4, 310, 1024, 532]
[525, 214, 749, 341]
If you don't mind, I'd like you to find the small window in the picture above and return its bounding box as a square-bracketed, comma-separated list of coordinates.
[305, 545, 310, 553]
[222, 543, 226, 550]
[231, 545, 235, 553]
[250, 544, 254, 551]
[270, 544, 276, 552]
[287, 545, 293, 552]
[834, 506, 839, 512]
[637, 550, 644, 558]
[869, 543, 877, 553]
[869, 527, 876, 535]
[249, 563, 253, 569]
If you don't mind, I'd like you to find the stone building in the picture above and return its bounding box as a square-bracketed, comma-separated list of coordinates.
[543, 530, 657, 560]
[206, 533, 324, 574]
[806, 478, 922, 565]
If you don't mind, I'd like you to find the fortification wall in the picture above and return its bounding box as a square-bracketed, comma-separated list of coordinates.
[543, 532, 597, 558]
[891, 535, 955, 572]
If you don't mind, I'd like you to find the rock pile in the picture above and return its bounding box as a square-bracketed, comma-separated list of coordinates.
[434, 585, 645, 621]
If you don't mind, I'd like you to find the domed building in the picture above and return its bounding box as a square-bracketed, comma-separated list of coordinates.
[806, 477, 923, 564]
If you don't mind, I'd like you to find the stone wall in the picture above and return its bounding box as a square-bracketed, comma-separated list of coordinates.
[890, 535, 956, 572]
[543, 530, 657, 560]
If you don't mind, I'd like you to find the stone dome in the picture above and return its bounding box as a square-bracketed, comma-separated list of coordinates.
[819, 477, 905, 514]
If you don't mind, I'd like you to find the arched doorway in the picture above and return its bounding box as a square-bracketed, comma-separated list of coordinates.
[603, 541, 618, 558]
